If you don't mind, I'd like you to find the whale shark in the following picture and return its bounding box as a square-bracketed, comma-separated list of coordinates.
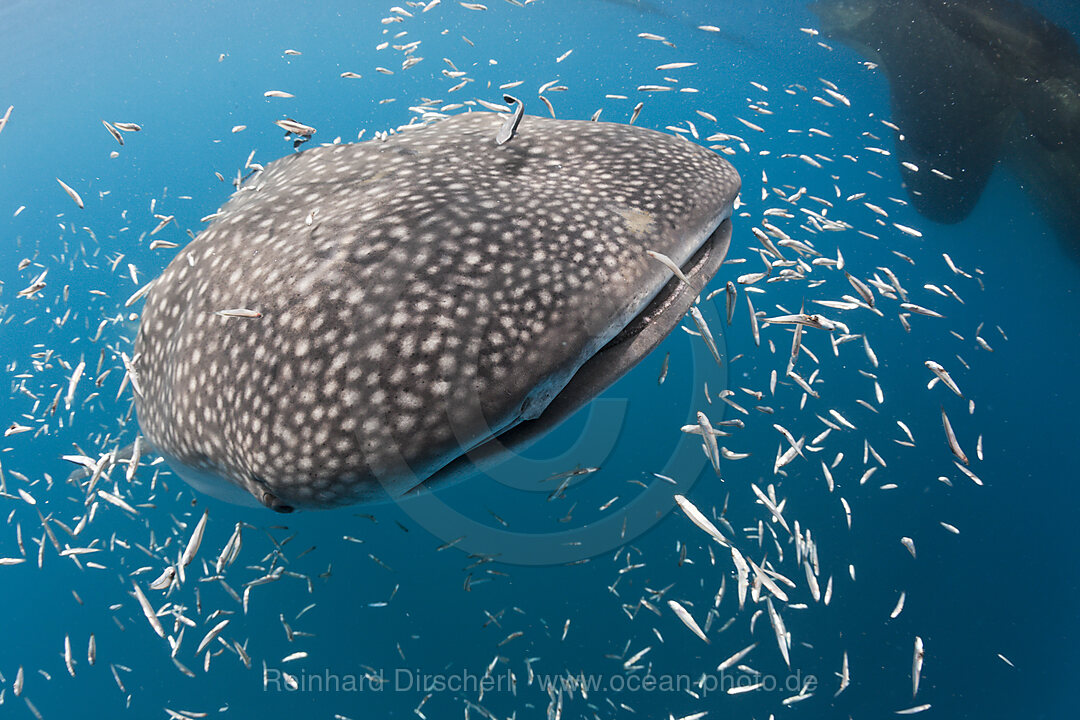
[133, 112, 740, 511]
[811, 0, 1080, 255]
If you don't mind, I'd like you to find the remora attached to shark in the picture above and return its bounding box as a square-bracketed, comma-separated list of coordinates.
[134, 113, 741, 511]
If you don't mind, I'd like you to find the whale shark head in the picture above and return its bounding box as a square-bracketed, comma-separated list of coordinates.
[133, 112, 740, 511]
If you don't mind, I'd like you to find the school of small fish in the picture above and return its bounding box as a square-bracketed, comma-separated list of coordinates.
[0, 1, 1009, 718]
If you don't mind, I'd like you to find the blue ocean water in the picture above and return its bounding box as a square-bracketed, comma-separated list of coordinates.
[1, 0, 1078, 718]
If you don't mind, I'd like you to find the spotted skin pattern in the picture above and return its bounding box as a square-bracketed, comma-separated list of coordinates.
[134, 113, 740, 510]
